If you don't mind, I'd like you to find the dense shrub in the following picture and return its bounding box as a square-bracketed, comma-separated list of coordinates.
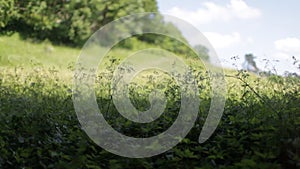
[0, 61, 299, 168]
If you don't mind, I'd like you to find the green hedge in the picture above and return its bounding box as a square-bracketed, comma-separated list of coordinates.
[0, 64, 299, 168]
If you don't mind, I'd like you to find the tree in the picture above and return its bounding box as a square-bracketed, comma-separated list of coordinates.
[0, 0, 196, 58]
[242, 53, 259, 73]
[0, 0, 160, 46]
[193, 45, 209, 61]
[0, 0, 18, 31]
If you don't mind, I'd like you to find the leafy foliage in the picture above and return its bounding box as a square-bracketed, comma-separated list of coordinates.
[0, 0, 16, 28]
[0, 0, 206, 59]
[0, 1, 299, 167]
[0, 60, 299, 168]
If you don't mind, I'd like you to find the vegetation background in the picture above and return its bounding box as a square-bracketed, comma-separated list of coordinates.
[0, 0, 299, 168]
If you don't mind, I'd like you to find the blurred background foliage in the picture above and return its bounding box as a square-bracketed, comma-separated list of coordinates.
[1, 0, 299, 168]
[0, 0, 209, 60]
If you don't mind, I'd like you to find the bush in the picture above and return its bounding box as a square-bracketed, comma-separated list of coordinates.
[0, 63, 299, 168]
[0, 0, 17, 29]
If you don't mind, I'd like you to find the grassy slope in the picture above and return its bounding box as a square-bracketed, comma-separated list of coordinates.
[0, 33, 209, 83]
[0, 33, 205, 69]
[0, 33, 277, 97]
[1, 33, 295, 98]
[0, 33, 79, 69]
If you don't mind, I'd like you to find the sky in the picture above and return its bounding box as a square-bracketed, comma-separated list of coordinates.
[156, 0, 300, 75]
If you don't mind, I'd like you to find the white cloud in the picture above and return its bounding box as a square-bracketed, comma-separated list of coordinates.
[203, 32, 241, 49]
[229, 0, 261, 19]
[246, 37, 254, 44]
[270, 37, 300, 74]
[166, 0, 261, 25]
[274, 37, 300, 54]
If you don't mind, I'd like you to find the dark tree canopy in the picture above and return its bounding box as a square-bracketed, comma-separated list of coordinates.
[0, 0, 159, 45]
[243, 53, 259, 73]
[0, 0, 209, 58]
[193, 45, 209, 61]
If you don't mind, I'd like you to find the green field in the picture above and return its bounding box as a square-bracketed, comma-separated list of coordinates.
[0, 34, 300, 168]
